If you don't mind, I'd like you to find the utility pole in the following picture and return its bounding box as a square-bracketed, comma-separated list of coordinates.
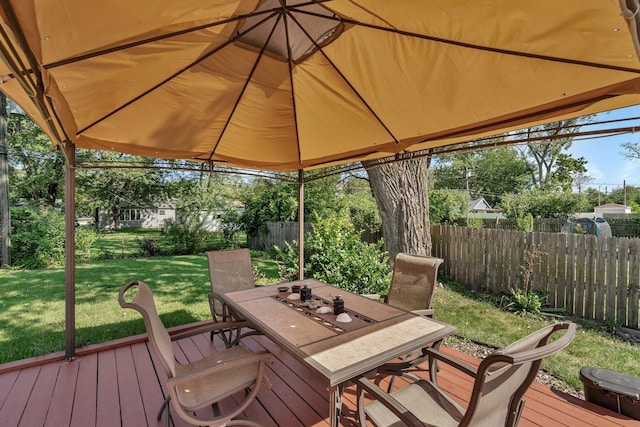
[0, 92, 10, 267]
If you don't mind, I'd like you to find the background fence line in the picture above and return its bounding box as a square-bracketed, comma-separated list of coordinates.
[431, 225, 640, 329]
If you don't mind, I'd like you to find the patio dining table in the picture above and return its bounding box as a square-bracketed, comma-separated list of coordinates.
[219, 279, 456, 427]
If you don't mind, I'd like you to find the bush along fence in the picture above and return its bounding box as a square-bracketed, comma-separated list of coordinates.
[431, 225, 640, 329]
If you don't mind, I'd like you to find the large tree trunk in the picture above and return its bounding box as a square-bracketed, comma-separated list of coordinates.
[364, 157, 432, 262]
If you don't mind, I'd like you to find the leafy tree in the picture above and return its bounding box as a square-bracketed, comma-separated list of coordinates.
[433, 145, 531, 206]
[500, 190, 589, 219]
[163, 164, 244, 212]
[428, 189, 470, 224]
[7, 112, 63, 205]
[547, 153, 588, 192]
[75, 151, 168, 228]
[608, 185, 640, 208]
[584, 187, 609, 209]
[240, 177, 299, 236]
[239, 173, 341, 236]
[338, 174, 381, 235]
[520, 118, 591, 190]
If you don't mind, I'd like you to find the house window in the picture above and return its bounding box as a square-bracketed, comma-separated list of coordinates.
[158, 210, 165, 215]
[119, 209, 141, 221]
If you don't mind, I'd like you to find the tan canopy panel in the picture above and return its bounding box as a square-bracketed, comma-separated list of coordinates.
[2, 0, 640, 171]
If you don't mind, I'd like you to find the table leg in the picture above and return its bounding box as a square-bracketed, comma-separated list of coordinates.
[329, 383, 344, 427]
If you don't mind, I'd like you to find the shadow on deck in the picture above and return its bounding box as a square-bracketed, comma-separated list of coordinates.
[0, 321, 635, 427]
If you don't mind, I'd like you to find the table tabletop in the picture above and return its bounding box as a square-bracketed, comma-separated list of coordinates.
[220, 279, 456, 387]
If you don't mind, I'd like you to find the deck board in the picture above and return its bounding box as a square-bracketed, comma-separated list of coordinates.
[2, 365, 40, 426]
[18, 362, 58, 427]
[44, 360, 78, 427]
[0, 323, 636, 427]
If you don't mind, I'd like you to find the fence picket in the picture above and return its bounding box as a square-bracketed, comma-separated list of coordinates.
[555, 233, 567, 308]
[566, 235, 576, 316]
[575, 236, 586, 318]
[628, 239, 640, 329]
[606, 237, 618, 324]
[617, 238, 629, 326]
[584, 236, 603, 319]
[593, 239, 607, 321]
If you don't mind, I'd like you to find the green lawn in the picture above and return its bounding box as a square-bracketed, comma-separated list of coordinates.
[0, 250, 638, 392]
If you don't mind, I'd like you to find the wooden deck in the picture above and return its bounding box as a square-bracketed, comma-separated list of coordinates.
[0, 321, 635, 427]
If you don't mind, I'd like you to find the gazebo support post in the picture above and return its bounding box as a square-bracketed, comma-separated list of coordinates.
[63, 142, 76, 361]
[298, 169, 304, 280]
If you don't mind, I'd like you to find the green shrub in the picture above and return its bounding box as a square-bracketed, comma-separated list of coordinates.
[275, 210, 391, 295]
[136, 238, 161, 257]
[162, 211, 208, 255]
[219, 208, 244, 248]
[465, 216, 484, 228]
[516, 212, 534, 232]
[505, 288, 547, 316]
[75, 226, 99, 261]
[10, 205, 65, 268]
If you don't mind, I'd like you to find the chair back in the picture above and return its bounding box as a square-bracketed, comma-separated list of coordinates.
[386, 253, 444, 311]
[461, 322, 577, 427]
[119, 281, 176, 377]
[207, 249, 255, 316]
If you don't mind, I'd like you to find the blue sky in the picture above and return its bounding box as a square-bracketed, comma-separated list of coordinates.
[568, 105, 640, 192]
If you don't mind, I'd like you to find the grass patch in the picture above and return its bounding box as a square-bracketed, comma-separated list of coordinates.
[1, 252, 638, 394]
[0, 251, 279, 363]
[432, 285, 640, 390]
[83, 228, 246, 260]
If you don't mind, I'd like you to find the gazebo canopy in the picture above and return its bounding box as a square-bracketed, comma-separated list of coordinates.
[1, 1, 640, 171]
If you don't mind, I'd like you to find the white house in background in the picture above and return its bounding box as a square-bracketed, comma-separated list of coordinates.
[98, 203, 177, 229]
[97, 201, 244, 230]
[594, 203, 632, 216]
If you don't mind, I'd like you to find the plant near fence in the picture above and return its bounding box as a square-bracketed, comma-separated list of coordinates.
[275, 210, 390, 295]
[506, 244, 549, 317]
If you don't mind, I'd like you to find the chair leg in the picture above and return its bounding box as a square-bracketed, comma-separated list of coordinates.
[357, 383, 367, 426]
[157, 396, 170, 420]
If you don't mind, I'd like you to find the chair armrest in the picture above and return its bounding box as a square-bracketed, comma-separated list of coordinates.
[424, 347, 477, 378]
[170, 320, 250, 341]
[410, 308, 434, 317]
[356, 377, 423, 426]
[167, 350, 271, 385]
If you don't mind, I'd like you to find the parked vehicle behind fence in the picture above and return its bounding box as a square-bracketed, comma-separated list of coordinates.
[561, 216, 612, 237]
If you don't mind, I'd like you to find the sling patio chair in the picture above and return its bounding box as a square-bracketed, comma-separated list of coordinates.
[207, 248, 262, 346]
[384, 252, 444, 316]
[119, 280, 271, 427]
[373, 253, 445, 391]
[356, 322, 577, 427]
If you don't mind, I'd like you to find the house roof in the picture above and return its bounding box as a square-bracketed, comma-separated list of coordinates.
[469, 198, 493, 211]
[596, 203, 631, 209]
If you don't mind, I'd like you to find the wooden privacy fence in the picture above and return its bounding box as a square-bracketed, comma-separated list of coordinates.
[431, 225, 640, 329]
[247, 221, 313, 251]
